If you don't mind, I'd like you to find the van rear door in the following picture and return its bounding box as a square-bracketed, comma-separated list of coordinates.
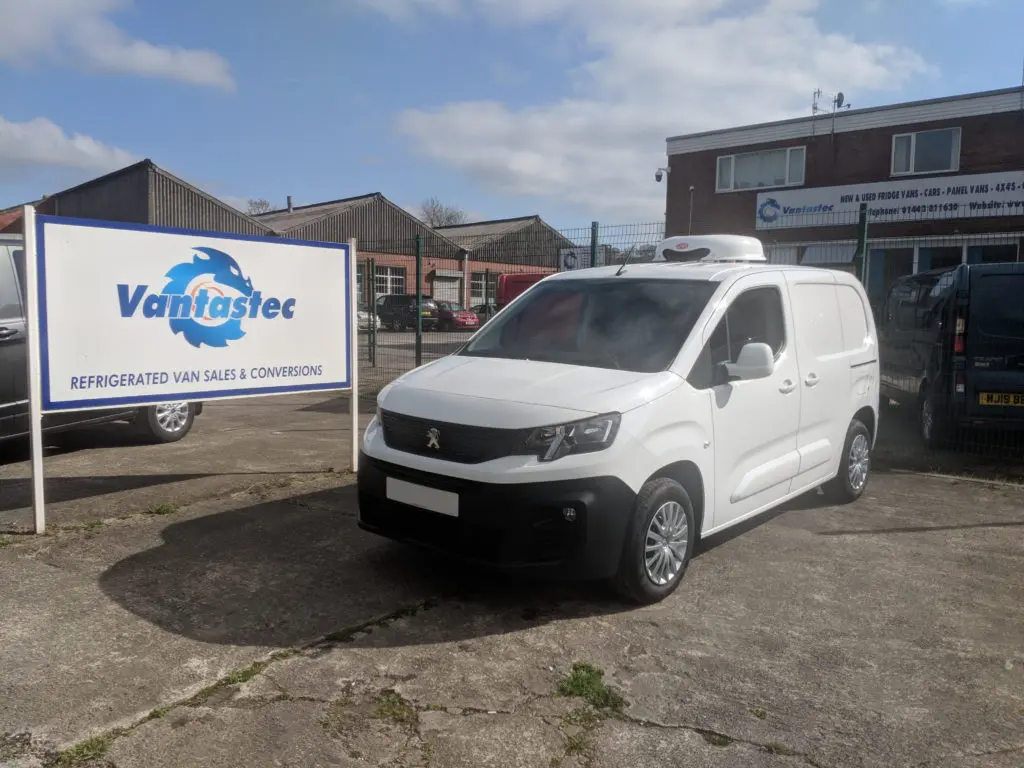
[964, 262, 1024, 420]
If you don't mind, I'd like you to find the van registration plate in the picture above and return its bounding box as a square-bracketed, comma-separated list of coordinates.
[979, 392, 1024, 406]
[386, 477, 459, 517]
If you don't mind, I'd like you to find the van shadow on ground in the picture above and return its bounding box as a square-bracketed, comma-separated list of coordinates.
[98, 484, 832, 650]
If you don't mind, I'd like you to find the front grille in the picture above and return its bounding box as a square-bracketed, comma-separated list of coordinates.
[380, 410, 531, 464]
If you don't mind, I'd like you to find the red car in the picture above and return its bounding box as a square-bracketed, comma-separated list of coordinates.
[436, 301, 480, 331]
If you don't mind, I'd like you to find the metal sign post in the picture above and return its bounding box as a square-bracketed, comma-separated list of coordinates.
[349, 238, 359, 473]
[22, 205, 46, 533]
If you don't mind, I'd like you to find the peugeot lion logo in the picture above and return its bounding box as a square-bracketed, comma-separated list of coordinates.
[426, 428, 441, 450]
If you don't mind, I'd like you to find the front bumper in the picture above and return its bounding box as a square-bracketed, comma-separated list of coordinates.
[356, 452, 637, 579]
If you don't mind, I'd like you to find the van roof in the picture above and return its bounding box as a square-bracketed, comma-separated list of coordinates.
[544, 262, 845, 283]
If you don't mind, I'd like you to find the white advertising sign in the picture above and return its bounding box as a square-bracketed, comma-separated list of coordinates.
[35, 216, 353, 411]
[755, 170, 1024, 230]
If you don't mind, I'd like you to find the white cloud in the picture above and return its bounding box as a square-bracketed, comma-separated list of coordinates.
[370, 0, 930, 219]
[0, 0, 234, 90]
[0, 114, 137, 173]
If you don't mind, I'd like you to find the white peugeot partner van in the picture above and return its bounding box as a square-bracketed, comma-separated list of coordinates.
[357, 235, 879, 604]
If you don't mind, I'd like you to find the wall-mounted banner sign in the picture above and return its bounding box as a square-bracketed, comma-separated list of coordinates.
[755, 170, 1024, 230]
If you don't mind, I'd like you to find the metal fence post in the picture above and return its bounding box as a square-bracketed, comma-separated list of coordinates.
[856, 202, 870, 286]
[367, 257, 376, 367]
[415, 234, 423, 368]
[590, 221, 599, 267]
[484, 268, 491, 307]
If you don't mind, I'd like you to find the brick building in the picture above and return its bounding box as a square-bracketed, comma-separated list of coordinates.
[664, 86, 1024, 303]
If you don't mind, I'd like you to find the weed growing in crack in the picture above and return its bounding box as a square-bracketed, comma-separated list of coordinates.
[375, 690, 417, 726]
[187, 661, 269, 706]
[557, 662, 626, 712]
[749, 707, 767, 719]
[82, 520, 103, 531]
[699, 730, 733, 747]
[223, 662, 268, 686]
[144, 504, 179, 517]
[55, 734, 114, 766]
[147, 706, 172, 721]
[564, 732, 589, 756]
[0, 535, 12, 548]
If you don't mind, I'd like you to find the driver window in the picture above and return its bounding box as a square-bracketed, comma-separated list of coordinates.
[687, 286, 785, 390]
[0, 247, 22, 320]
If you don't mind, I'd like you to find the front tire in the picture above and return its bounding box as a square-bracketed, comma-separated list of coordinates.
[139, 402, 195, 443]
[613, 478, 696, 605]
[824, 419, 872, 503]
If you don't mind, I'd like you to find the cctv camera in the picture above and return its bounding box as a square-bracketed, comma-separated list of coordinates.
[654, 170, 663, 183]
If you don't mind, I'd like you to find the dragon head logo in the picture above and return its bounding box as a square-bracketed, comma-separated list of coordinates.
[116, 246, 297, 348]
[757, 198, 782, 223]
[163, 247, 255, 349]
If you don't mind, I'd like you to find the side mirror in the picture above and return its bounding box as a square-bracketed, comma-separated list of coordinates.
[723, 342, 775, 381]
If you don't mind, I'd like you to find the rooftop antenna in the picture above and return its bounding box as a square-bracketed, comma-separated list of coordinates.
[831, 91, 851, 135]
[615, 245, 638, 276]
[811, 88, 824, 137]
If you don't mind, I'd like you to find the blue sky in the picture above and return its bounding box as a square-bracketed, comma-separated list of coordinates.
[0, 0, 1019, 228]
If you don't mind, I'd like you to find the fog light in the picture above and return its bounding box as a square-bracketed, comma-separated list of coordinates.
[562, 507, 577, 522]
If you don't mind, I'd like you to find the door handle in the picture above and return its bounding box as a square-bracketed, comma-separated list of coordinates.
[779, 380, 796, 394]
[805, 373, 820, 387]
[0, 327, 17, 340]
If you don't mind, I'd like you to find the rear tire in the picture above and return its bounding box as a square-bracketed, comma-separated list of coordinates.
[613, 478, 696, 605]
[139, 402, 195, 443]
[824, 419, 872, 503]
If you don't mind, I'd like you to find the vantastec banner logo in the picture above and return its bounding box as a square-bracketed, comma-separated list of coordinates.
[116, 247, 297, 348]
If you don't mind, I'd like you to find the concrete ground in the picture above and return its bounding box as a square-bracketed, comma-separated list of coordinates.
[1, 397, 1022, 768]
[0, 393, 373, 532]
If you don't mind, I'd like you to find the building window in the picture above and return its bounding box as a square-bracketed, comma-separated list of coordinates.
[891, 128, 960, 175]
[470, 271, 498, 304]
[374, 266, 406, 297]
[716, 147, 805, 192]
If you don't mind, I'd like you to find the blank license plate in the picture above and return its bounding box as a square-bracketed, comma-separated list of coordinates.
[386, 477, 458, 517]
[979, 392, 1024, 406]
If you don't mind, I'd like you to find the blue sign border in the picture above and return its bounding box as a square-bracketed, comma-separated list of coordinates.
[35, 214, 353, 412]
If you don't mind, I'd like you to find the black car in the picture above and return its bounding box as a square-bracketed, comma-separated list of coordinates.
[878, 260, 1024, 447]
[375, 294, 439, 331]
[0, 239, 202, 445]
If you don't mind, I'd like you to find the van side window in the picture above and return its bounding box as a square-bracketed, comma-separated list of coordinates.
[687, 286, 786, 389]
[12, 248, 25, 304]
[887, 281, 919, 331]
[0, 247, 22, 320]
[918, 271, 954, 330]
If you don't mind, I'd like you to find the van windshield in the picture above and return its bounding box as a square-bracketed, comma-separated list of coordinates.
[459, 278, 718, 372]
[973, 274, 1024, 340]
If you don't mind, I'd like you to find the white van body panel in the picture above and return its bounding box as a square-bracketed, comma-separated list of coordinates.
[360, 256, 879, 568]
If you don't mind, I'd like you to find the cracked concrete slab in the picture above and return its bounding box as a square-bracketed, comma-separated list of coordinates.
[0, 477, 440, 748]
[1, 451, 1022, 767]
[589, 718, 809, 768]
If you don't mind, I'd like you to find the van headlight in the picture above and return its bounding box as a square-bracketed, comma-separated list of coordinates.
[524, 413, 621, 462]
